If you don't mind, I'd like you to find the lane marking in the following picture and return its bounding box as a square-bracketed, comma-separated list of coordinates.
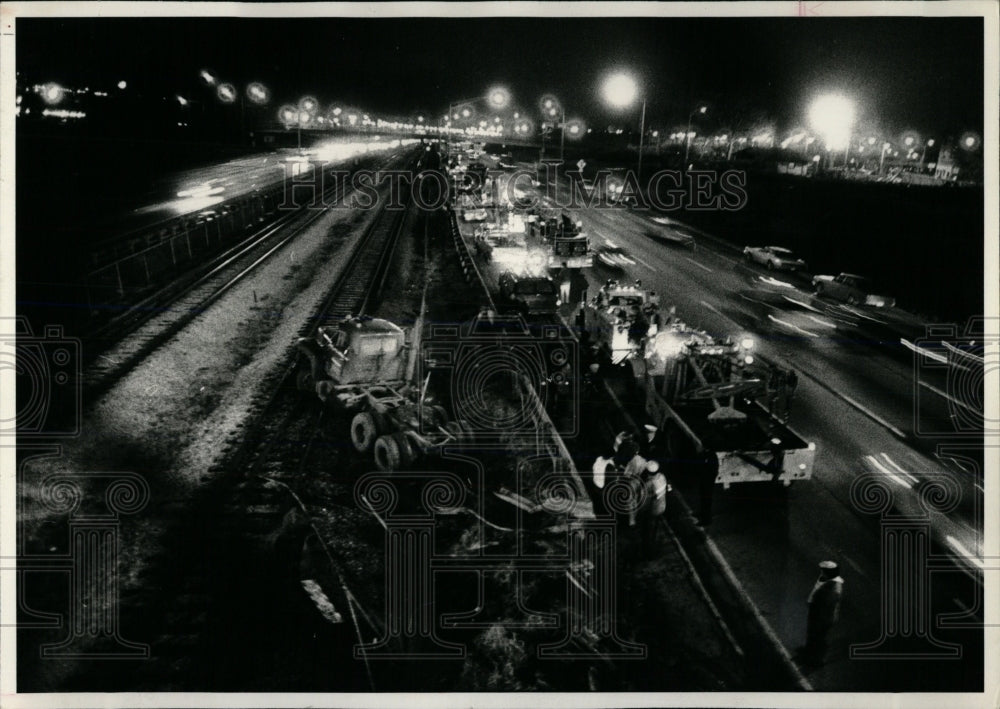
[917, 379, 981, 415]
[880, 453, 920, 484]
[840, 394, 908, 439]
[865, 454, 912, 488]
[946, 535, 985, 569]
[767, 314, 820, 338]
[901, 338, 947, 363]
[943, 340, 984, 364]
[699, 299, 722, 316]
[634, 257, 657, 273]
[805, 314, 838, 329]
[684, 256, 713, 273]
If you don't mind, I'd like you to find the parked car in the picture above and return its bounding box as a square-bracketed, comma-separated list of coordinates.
[812, 273, 896, 307]
[743, 245, 808, 272]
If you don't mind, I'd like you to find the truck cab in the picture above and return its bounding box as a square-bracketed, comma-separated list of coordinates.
[296, 317, 408, 395]
[498, 271, 560, 315]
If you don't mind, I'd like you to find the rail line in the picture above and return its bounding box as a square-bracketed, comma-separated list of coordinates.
[55, 154, 421, 692]
[81, 152, 410, 400]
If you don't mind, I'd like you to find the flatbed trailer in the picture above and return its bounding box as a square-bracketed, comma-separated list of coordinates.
[630, 323, 815, 487]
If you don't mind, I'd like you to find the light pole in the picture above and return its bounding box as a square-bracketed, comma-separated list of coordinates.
[540, 95, 566, 162]
[879, 141, 891, 176]
[446, 86, 510, 144]
[601, 72, 646, 179]
[920, 138, 934, 169]
[684, 105, 707, 167]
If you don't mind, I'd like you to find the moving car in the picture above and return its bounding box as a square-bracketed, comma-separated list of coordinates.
[812, 273, 896, 308]
[743, 245, 807, 272]
[645, 227, 695, 250]
[595, 243, 636, 272]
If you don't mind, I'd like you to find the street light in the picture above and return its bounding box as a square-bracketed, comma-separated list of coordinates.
[920, 138, 935, 167]
[216, 83, 237, 104]
[299, 96, 318, 114]
[40, 82, 65, 105]
[684, 105, 708, 167]
[446, 87, 512, 137]
[601, 71, 646, 178]
[246, 82, 269, 105]
[808, 94, 855, 168]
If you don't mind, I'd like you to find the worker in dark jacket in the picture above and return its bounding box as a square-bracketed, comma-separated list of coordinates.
[801, 560, 845, 667]
[696, 449, 718, 526]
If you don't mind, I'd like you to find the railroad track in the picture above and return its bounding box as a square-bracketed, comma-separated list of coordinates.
[81, 151, 414, 400]
[48, 153, 422, 692]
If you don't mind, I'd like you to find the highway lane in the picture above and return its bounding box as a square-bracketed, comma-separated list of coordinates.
[509, 166, 986, 690]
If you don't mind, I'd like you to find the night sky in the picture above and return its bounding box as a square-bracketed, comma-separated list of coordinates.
[17, 15, 984, 136]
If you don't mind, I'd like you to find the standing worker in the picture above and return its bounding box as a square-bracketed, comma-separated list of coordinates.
[800, 561, 845, 667]
[558, 261, 572, 304]
[696, 448, 718, 526]
[636, 461, 669, 559]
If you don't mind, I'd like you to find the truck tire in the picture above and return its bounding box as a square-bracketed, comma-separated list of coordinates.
[295, 367, 314, 393]
[350, 411, 379, 453]
[373, 434, 402, 472]
[392, 431, 417, 468]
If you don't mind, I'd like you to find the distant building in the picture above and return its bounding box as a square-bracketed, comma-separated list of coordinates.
[933, 147, 959, 181]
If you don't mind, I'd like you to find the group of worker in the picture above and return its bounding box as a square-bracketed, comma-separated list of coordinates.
[588, 426, 670, 560]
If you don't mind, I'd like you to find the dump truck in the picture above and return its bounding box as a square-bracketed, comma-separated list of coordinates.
[294, 315, 469, 471]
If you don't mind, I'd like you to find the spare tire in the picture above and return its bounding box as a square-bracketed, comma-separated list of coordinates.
[350, 411, 379, 453]
[373, 434, 402, 472]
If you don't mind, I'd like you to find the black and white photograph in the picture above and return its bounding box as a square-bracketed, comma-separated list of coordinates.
[1, 2, 997, 707]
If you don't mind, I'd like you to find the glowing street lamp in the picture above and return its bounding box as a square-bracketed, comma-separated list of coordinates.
[279, 104, 298, 125]
[199, 69, 216, 86]
[488, 86, 511, 110]
[685, 105, 708, 166]
[246, 82, 270, 105]
[601, 71, 646, 178]
[216, 83, 237, 104]
[299, 96, 318, 114]
[40, 82, 65, 105]
[920, 138, 935, 166]
[808, 94, 855, 167]
[960, 132, 981, 151]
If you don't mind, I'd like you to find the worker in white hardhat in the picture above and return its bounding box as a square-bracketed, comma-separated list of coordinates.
[800, 560, 845, 667]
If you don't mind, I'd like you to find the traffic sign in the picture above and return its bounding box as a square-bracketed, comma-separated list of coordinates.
[576, 159, 587, 171]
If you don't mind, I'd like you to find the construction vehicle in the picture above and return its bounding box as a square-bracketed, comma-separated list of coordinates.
[580, 282, 659, 365]
[294, 316, 469, 472]
[528, 211, 593, 269]
[579, 286, 816, 487]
